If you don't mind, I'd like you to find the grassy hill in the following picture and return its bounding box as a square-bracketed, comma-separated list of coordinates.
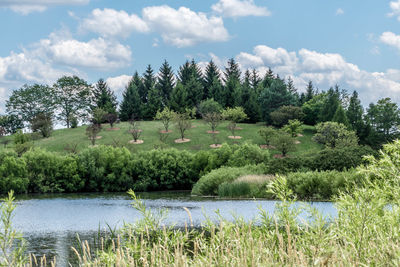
[1, 120, 323, 155]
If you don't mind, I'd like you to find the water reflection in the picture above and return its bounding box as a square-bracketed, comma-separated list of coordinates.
[13, 192, 336, 266]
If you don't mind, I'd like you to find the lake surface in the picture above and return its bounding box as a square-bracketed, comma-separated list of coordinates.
[13, 192, 336, 266]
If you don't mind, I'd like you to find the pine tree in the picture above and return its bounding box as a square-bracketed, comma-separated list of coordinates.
[224, 58, 241, 107]
[178, 61, 193, 85]
[305, 81, 314, 102]
[319, 87, 340, 122]
[347, 90, 364, 136]
[92, 79, 118, 113]
[119, 76, 141, 121]
[146, 86, 163, 119]
[208, 76, 225, 107]
[186, 76, 203, 108]
[261, 68, 275, 88]
[141, 65, 157, 119]
[170, 82, 189, 113]
[203, 60, 221, 100]
[139, 65, 155, 108]
[238, 71, 260, 122]
[157, 60, 175, 107]
[332, 105, 350, 127]
[250, 68, 261, 91]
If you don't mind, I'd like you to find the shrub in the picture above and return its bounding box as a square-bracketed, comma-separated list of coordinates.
[13, 130, 32, 156]
[270, 105, 304, 127]
[23, 149, 82, 193]
[105, 113, 118, 128]
[218, 174, 275, 198]
[0, 151, 29, 194]
[174, 112, 192, 140]
[267, 156, 311, 174]
[227, 143, 270, 167]
[285, 170, 362, 200]
[222, 107, 247, 137]
[78, 145, 133, 192]
[154, 107, 176, 133]
[283, 119, 303, 137]
[31, 112, 53, 138]
[198, 99, 222, 115]
[191, 165, 266, 196]
[313, 121, 358, 148]
[258, 126, 276, 146]
[131, 148, 196, 191]
[86, 124, 101, 146]
[271, 131, 296, 156]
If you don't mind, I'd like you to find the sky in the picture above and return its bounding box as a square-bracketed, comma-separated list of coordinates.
[1, 0, 400, 113]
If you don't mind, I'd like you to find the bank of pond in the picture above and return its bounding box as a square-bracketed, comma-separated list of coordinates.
[0, 143, 375, 201]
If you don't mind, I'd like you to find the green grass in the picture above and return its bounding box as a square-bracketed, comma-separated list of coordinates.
[1, 121, 323, 155]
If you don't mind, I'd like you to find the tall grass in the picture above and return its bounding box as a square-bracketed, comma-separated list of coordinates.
[71, 141, 400, 266]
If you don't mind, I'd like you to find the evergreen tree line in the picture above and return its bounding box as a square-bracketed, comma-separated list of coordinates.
[1, 58, 400, 148]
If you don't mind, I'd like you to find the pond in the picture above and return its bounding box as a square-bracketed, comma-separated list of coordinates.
[13, 191, 336, 266]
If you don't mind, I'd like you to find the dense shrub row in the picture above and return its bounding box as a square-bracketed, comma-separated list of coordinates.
[0, 143, 270, 194]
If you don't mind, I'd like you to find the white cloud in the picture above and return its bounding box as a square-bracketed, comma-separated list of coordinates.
[106, 75, 132, 96]
[80, 8, 149, 38]
[336, 8, 344, 16]
[211, 0, 270, 18]
[34, 31, 132, 69]
[222, 45, 400, 104]
[0, 0, 89, 14]
[388, 0, 400, 20]
[142, 5, 229, 47]
[380, 31, 400, 51]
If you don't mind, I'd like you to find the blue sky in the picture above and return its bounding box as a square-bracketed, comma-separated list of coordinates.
[1, 0, 400, 112]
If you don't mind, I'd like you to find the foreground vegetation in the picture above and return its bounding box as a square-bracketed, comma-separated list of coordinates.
[2, 140, 400, 266]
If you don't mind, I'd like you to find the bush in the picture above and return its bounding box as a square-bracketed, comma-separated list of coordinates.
[31, 112, 53, 138]
[267, 156, 311, 174]
[0, 151, 29, 194]
[131, 148, 196, 191]
[23, 149, 82, 193]
[78, 145, 133, 192]
[192, 165, 266, 196]
[285, 170, 362, 200]
[227, 143, 270, 167]
[313, 121, 358, 148]
[270, 105, 304, 127]
[218, 174, 275, 198]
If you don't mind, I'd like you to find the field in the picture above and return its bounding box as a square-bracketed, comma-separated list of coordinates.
[1, 120, 323, 155]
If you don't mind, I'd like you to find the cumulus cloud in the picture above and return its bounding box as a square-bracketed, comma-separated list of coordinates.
[388, 0, 400, 20]
[80, 8, 149, 38]
[142, 5, 229, 47]
[0, 0, 89, 14]
[211, 0, 270, 18]
[219, 45, 400, 104]
[380, 31, 400, 51]
[106, 75, 132, 96]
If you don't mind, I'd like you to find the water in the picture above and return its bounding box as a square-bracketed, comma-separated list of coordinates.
[12, 192, 336, 266]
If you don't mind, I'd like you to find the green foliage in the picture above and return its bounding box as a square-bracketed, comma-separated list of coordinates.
[259, 79, 296, 123]
[227, 143, 269, 167]
[78, 145, 132, 192]
[31, 112, 53, 138]
[203, 61, 221, 100]
[120, 73, 142, 121]
[313, 121, 358, 148]
[169, 82, 189, 113]
[92, 79, 117, 114]
[156, 60, 175, 106]
[131, 148, 196, 191]
[301, 93, 326, 125]
[0, 191, 28, 266]
[23, 149, 82, 193]
[13, 130, 32, 156]
[283, 119, 303, 137]
[198, 99, 222, 115]
[0, 152, 29, 194]
[270, 105, 304, 127]
[91, 108, 107, 126]
[258, 126, 277, 146]
[191, 165, 265, 196]
[6, 83, 56, 126]
[174, 111, 192, 140]
[285, 170, 361, 200]
[54, 75, 92, 128]
[332, 105, 349, 127]
[86, 124, 102, 146]
[218, 174, 274, 198]
[222, 107, 247, 123]
[0, 115, 23, 134]
[154, 107, 176, 132]
[272, 131, 296, 156]
[319, 87, 340, 122]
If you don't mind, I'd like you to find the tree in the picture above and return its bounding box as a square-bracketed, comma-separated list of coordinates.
[141, 65, 157, 119]
[6, 84, 56, 127]
[238, 71, 261, 122]
[223, 58, 241, 107]
[198, 99, 223, 116]
[129, 116, 142, 143]
[170, 82, 189, 113]
[54, 76, 92, 128]
[104, 113, 118, 128]
[120, 75, 142, 121]
[270, 105, 304, 127]
[332, 105, 350, 128]
[259, 79, 296, 124]
[272, 131, 296, 157]
[185, 76, 203, 108]
[250, 68, 261, 91]
[92, 79, 117, 113]
[347, 91, 364, 136]
[203, 60, 221, 100]
[319, 87, 340, 122]
[157, 60, 175, 107]
[208, 76, 225, 107]
[222, 107, 248, 138]
[283, 119, 303, 137]
[258, 126, 277, 146]
[155, 107, 176, 133]
[31, 112, 53, 138]
[366, 97, 400, 140]
[302, 93, 326, 125]
[0, 115, 23, 134]
[86, 124, 101, 146]
[313, 121, 358, 148]
[174, 112, 192, 141]
[146, 86, 163, 119]
[305, 81, 315, 102]
[91, 108, 107, 127]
